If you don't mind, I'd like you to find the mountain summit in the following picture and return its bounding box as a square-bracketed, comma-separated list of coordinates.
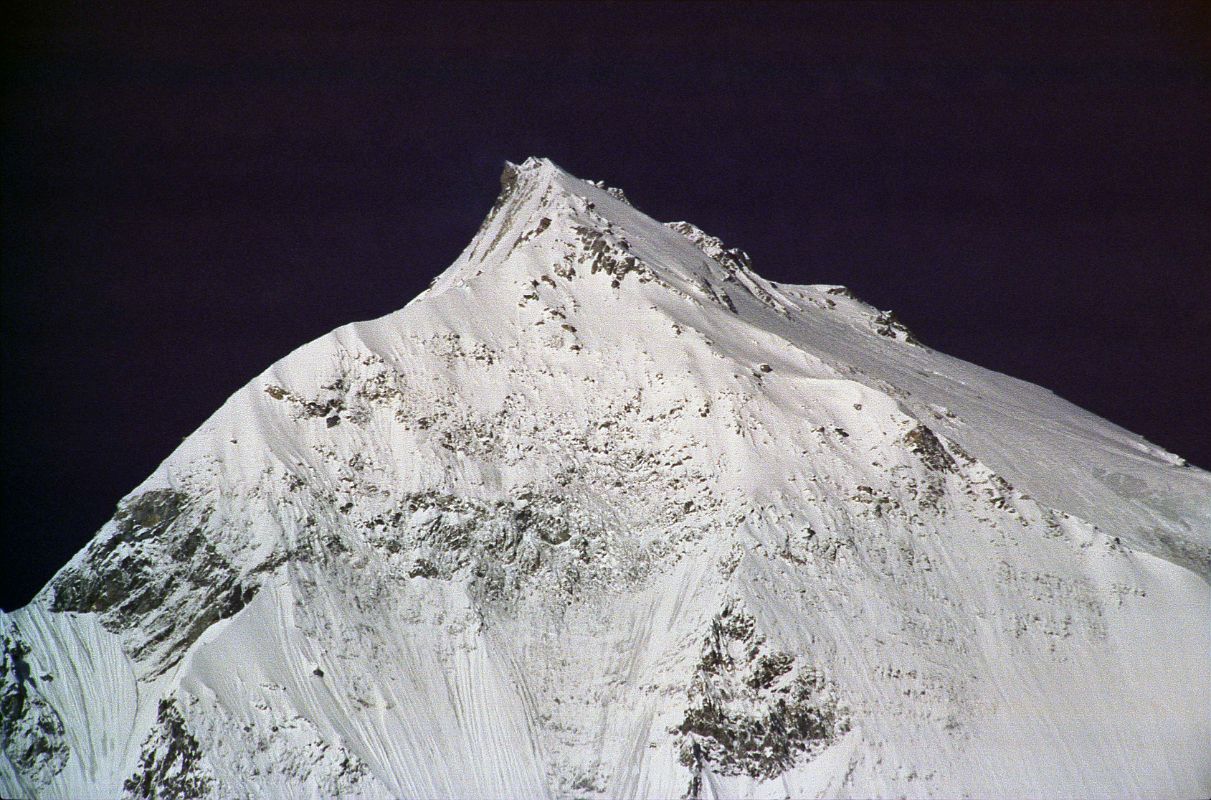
[3, 158, 1207, 799]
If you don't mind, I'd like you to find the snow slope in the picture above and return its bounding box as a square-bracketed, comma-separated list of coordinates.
[2, 157, 1208, 799]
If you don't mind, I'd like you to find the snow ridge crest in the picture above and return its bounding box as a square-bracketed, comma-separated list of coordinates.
[430, 157, 798, 323]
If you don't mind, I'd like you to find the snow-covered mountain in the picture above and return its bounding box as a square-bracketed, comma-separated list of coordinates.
[2, 157, 1208, 800]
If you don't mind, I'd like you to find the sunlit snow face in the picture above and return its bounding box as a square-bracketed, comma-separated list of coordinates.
[2, 157, 1207, 800]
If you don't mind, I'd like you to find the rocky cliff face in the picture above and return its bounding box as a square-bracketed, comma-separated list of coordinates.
[2, 158, 1208, 799]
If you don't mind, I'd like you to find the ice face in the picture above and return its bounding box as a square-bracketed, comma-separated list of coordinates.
[3, 158, 1207, 800]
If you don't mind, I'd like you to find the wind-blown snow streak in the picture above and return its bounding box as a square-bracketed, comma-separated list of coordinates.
[2, 158, 1208, 799]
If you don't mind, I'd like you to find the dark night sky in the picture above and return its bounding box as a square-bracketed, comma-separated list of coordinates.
[2, 1, 1209, 610]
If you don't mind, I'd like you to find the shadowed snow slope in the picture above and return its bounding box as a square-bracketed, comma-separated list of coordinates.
[3, 157, 1208, 799]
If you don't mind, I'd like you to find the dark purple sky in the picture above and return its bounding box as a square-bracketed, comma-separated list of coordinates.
[3, 1, 1209, 609]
